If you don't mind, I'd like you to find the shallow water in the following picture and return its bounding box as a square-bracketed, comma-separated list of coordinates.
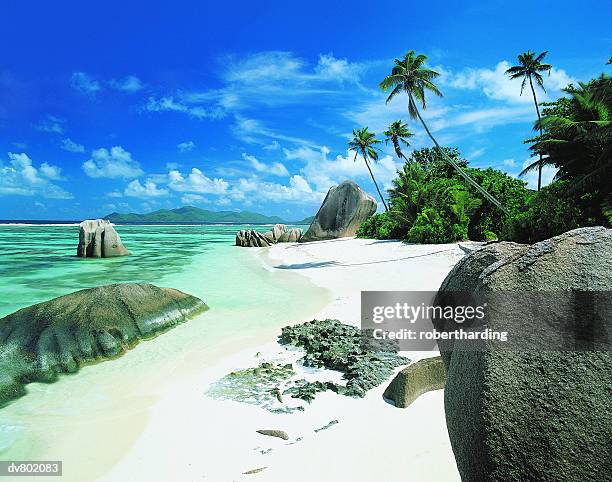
[0, 224, 328, 480]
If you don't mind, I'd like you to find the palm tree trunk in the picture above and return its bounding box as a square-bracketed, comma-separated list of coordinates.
[356, 151, 389, 211]
[528, 75, 544, 191]
[408, 93, 509, 214]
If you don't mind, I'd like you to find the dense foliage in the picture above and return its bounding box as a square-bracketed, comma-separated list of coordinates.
[526, 75, 611, 226]
[501, 181, 598, 243]
[357, 71, 611, 244]
[357, 147, 529, 243]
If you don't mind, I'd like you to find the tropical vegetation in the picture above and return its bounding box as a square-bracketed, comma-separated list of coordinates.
[355, 50, 610, 244]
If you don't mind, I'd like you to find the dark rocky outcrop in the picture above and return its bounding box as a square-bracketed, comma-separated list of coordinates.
[0, 283, 207, 406]
[436, 227, 612, 482]
[300, 180, 377, 242]
[256, 429, 289, 440]
[384, 356, 446, 408]
[236, 224, 303, 247]
[77, 219, 129, 258]
[279, 319, 409, 397]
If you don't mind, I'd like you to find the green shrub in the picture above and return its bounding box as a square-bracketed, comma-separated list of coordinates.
[501, 180, 599, 243]
[356, 212, 403, 239]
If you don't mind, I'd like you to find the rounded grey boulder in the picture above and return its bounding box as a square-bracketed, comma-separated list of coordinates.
[436, 227, 612, 482]
[0, 283, 207, 406]
[77, 219, 129, 258]
[300, 180, 377, 242]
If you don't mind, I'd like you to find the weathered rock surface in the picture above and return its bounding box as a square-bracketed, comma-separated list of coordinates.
[435, 227, 612, 482]
[77, 219, 129, 258]
[277, 228, 303, 243]
[235, 229, 273, 247]
[384, 356, 446, 408]
[300, 180, 377, 242]
[236, 224, 302, 247]
[0, 283, 207, 406]
[256, 429, 289, 440]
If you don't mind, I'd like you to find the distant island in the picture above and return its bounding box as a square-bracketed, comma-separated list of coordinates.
[104, 206, 314, 224]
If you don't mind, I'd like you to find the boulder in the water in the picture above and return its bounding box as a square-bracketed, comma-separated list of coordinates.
[0, 283, 207, 406]
[77, 219, 129, 258]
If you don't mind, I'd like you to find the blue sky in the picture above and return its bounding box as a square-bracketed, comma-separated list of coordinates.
[1, 0, 610, 220]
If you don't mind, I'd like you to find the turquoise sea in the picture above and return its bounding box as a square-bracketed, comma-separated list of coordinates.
[0, 223, 328, 480]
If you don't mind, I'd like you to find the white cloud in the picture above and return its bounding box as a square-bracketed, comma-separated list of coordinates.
[0, 152, 72, 199]
[314, 53, 361, 81]
[146, 51, 364, 122]
[39, 162, 63, 180]
[180, 193, 209, 205]
[440, 61, 576, 104]
[242, 153, 289, 176]
[71, 71, 101, 94]
[124, 179, 168, 198]
[108, 75, 144, 93]
[168, 168, 228, 194]
[61, 138, 85, 153]
[228, 174, 319, 204]
[263, 140, 281, 151]
[177, 141, 195, 152]
[36, 115, 65, 134]
[503, 158, 518, 168]
[284, 145, 401, 193]
[82, 146, 143, 179]
[144, 96, 225, 119]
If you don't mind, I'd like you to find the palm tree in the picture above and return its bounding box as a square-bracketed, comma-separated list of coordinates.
[380, 50, 507, 213]
[384, 120, 413, 160]
[505, 50, 552, 190]
[348, 127, 389, 211]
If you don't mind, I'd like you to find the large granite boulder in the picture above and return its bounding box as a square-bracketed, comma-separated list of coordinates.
[435, 227, 612, 482]
[0, 283, 207, 406]
[77, 219, 129, 258]
[236, 224, 303, 247]
[277, 228, 303, 243]
[300, 180, 377, 242]
[384, 356, 446, 408]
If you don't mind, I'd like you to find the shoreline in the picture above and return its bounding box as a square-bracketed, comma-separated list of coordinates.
[101, 237, 464, 481]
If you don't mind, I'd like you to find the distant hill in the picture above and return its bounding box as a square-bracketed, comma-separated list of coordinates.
[104, 206, 286, 224]
[293, 216, 315, 225]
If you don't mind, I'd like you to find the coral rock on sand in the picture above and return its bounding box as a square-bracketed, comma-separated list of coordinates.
[77, 219, 129, 258]
[384, 356, 447, 408]
[300, 180, 376, 242]
[435, 227, 612, 482]
[0, 283, 207, 406]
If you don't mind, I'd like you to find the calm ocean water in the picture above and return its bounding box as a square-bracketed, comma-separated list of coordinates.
[0, 223, 305, 317]
[0, 223, 327, 471]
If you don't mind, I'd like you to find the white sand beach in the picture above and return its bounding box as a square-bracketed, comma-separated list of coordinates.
[98, 237, 465, 482]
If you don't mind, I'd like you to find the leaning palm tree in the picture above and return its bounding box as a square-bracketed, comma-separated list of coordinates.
[380, 50, 507, 212]
[505, 50, 552, 190]
[348, 127, 389, 211]
[384, 120, 413, 160]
